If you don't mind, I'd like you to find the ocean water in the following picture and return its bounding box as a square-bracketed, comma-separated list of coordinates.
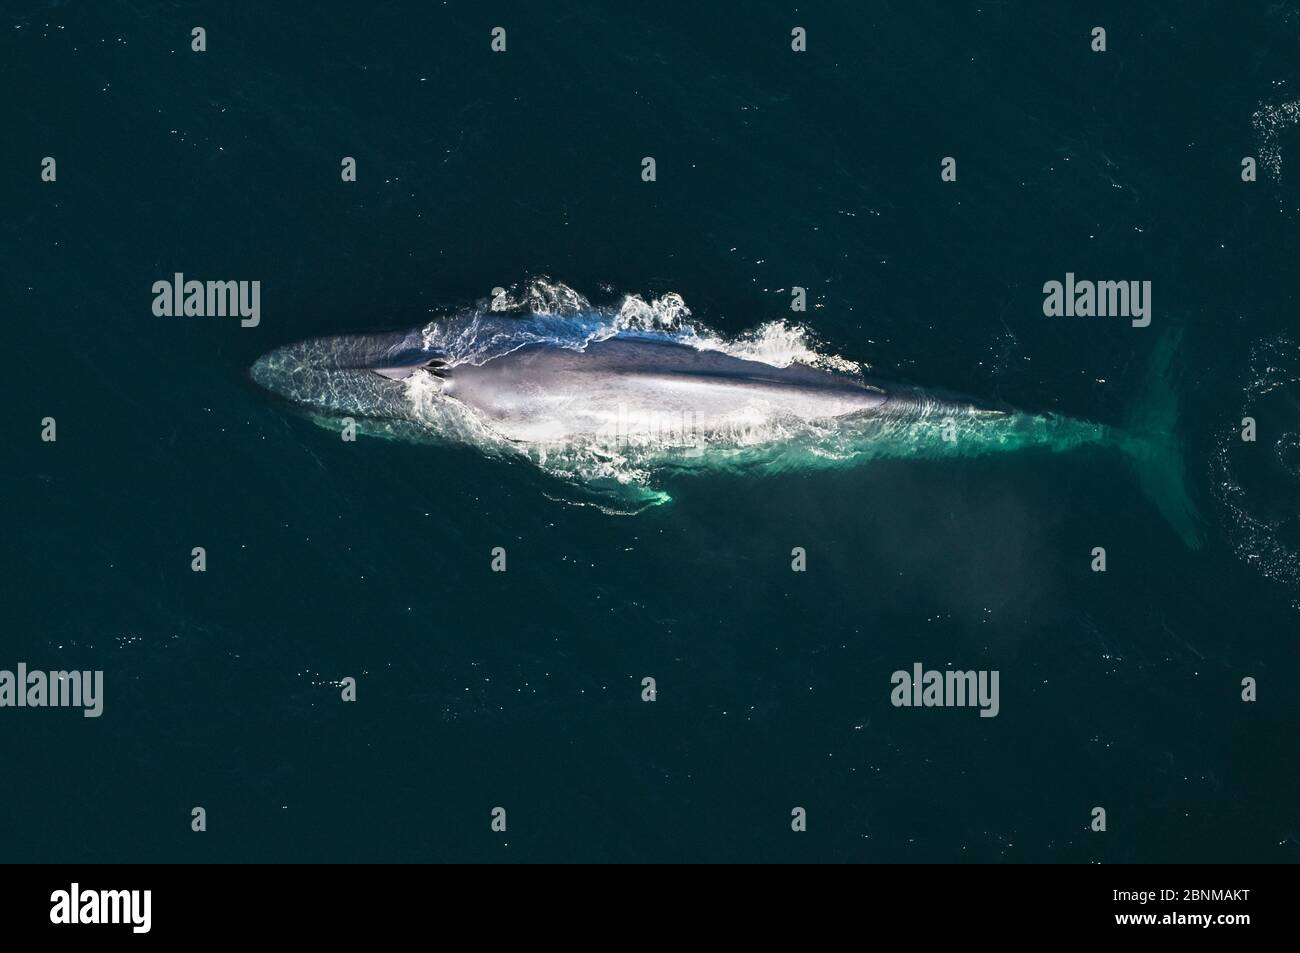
[5, 1, 1300, 863]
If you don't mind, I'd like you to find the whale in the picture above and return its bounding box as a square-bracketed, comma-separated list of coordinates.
[249, 310, 1201, 545]
[248, 319, 994, 440]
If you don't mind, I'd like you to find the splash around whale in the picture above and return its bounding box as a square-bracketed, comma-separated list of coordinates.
[249, 284, 1201, 544]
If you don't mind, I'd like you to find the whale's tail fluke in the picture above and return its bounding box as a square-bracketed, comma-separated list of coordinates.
[1119, 330, 1204, 549]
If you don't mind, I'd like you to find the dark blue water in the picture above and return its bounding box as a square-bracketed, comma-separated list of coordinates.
[6, 1, 1300, 862]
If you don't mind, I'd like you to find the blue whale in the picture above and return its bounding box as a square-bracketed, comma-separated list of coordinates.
[250, 311, 1200, 544]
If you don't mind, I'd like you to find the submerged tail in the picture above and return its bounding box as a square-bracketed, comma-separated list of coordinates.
[1118, 330, 1203, 548]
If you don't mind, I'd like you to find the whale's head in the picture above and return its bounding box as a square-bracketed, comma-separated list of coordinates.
[250, 329, 445, 422]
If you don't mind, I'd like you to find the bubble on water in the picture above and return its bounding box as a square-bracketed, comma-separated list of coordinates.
[1211, 336, 1300, 597]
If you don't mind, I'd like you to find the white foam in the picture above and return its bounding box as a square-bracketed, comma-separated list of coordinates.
[1211, 335, 1300, 600]
[1252, 99, 1300, 180]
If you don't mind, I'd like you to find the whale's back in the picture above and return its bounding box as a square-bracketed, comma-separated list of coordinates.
[440, 337, 886, 444]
